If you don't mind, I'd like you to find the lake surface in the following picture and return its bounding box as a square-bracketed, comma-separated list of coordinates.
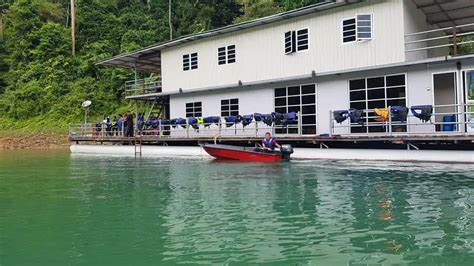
[1, 150, 473, 265]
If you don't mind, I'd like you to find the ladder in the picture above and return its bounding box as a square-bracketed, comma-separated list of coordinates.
[134, 132, 142, 157]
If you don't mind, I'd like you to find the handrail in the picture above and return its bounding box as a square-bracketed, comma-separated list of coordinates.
[404, 22, 474, 56]
[124, 78, 162, 96]
[330, 103, 474, 136]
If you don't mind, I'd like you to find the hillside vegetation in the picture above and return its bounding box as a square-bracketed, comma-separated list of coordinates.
[0, 0, 320, 133]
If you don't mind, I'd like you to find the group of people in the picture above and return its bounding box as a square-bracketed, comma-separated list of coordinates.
[97, 112, 135, 137]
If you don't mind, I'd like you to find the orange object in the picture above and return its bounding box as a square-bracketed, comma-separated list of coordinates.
[374, 108, 389, 122]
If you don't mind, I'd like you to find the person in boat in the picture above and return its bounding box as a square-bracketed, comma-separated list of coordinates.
[262, 132, 280, 151]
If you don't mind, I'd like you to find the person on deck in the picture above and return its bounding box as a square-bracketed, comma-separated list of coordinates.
[112, 116, 118, 136]
[262, 132, 280, 151]
[126, 112, 134, 137]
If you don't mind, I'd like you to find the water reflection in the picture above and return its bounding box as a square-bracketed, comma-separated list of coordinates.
[1, 152, 473, 265]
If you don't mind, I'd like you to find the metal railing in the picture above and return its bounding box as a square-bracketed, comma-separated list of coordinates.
[125, 78, 162, 97]
[68, 113, 307, 140]
[405, 23, 474, 57]
[330, 103, 474, 136]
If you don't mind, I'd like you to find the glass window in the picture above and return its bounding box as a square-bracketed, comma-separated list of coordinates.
[302, 95, 315, 104]
[297, 29, 309, 51]
[350, 90, 366, 101]
[343, 14, 372, 43]
[221, 98, 239, 117]
[386, 74, 405, 87]
[367, 77, 384, 88]
[275, 97, 286, 107]
[367, 89, 385, 100]
[350, 79, 365, 90]
[301, 84, 315, 94]
[288, 96, 300, 105]
[273, 84, 316, 135]
[288, 86, 300, 95]
[185, 102, 202, 117]
[386, 86, 406, 99]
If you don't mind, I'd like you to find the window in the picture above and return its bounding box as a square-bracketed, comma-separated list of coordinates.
[221, 98, 239, 116]
[342, 14, 372, 43]
[218, 45, 236, 65]
[183, 52, 198, 71]
[284, 28, 309, 54]
[274, 84, 316, 135]
[349, 74, 406, 133]
[185, 102, 202, 117]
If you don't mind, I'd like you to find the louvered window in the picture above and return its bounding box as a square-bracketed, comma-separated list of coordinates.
[183, 52, 198, 71]
[342, 14, 372, 43]
[218, 45, 236, 65]
[285, 28, 309, 54]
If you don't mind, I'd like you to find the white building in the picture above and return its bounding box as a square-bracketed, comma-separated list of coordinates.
[97, 0, 474, 141]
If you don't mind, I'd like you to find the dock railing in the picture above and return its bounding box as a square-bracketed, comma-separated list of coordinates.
[69, 103, 474, 142]
[68, 112, 303, 141]
[124, 78, 162, 97]
[405, 23, 474, 57]
[329, 103, 474, 137]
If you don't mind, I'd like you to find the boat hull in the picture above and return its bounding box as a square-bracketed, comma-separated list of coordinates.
[202, 144, 283, 162]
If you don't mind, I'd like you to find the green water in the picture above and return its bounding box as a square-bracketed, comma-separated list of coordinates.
[1, 150, 473, 265]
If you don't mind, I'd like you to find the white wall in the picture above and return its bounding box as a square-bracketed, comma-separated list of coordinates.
[166, 58, 474, 137]
[316, 78, 350, 135]
[169, 87, 275, 137]
[403, 0, 428, 61]
[161, 0, 405, 92]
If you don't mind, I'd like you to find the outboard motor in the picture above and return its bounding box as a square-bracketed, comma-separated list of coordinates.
[280, 144, 294, 160]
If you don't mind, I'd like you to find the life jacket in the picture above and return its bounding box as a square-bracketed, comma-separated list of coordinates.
[262, 137, 276, 150]
[188, 117, 199, 130]
[224, 115, 242, 127]
[391, 106, 408, 122]
[410, 105, 433, 123]
[254, 113, 273, 126]
[174, 117, 187, 129]
[348, 109, 364, 124]
[203, 116, 220, 127]
[333, 110, 349, 123]
[151, 119, 159, 128]
[160, 119, 170, 126]
[242, 115, 253, 127]
[374, 108, 389, 122]
[197, 117, 204, 124]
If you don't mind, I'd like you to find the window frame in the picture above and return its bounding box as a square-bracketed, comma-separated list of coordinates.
[274, 83, 317, 135]
[348, 73, 407, 134]
[342, 13, 373, 44]
[284, 28, 310, 54]
[220, 98, 239, 117]
[185, 101, 202, 117]
[217, 45, 237, 65]
[183, 52, 198, 71]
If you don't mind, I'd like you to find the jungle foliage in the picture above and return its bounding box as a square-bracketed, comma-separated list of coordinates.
[0, 0, 325, 132]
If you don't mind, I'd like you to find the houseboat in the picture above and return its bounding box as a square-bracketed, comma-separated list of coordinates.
[70, 0, 474, 161]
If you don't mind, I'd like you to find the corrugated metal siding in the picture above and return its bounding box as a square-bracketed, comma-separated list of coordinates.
[161, 0, 405, 92]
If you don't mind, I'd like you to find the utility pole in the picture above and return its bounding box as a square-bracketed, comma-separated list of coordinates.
[71, 0, 76, 56]
[169, 0, 172, 40]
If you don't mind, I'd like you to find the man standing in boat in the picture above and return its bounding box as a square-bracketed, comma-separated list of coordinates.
[262, 132, 280, 151]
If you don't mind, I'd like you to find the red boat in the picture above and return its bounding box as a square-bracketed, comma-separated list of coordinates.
[201, 143, 293, 162]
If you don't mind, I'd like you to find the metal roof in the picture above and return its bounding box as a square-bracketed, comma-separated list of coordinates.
[412, 0, 474, 33]
[96, 0, 361, 73]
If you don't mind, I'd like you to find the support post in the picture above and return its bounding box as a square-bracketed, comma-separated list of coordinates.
[452, 26, 457, 56]
[255, 119, 258, 137]
[297, 111, 302, 136]
[158, 119, 162, 139]
[388, 106, 392, 136]
[329, 109, 333, 137]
